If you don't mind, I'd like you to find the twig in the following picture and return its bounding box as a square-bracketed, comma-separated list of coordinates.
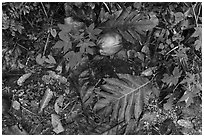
[196, 3, 201, 24]
[172, 82, 180, 93]
[183, 2, 189, 7]
[17, 43, 28, 50]
[65, 101, 77, 116]
[103, 2, 110, 13]
[62, 100, 75, 110]
[21, 106, 40, 117]
[191, 3, 198, 27]
[23, 16, 34, 28]
[43, 32, 50, 56]
[11, 41, 18, 53]
[166, 46, 179, 56]
[165, 46, 179, 61]
[41, 2, 48, 18]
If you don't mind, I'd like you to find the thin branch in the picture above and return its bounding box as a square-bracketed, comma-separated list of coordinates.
[191, 3, 198, 27]
[41, 2, 48, 18]
[21, 106, 40, 117]
[196, 3, 201, 24]
[103, 2, 110, 13]
[62, 100, 75, 110]
[17, 43, 28, 50]
[23, 16, 34, 28]
[43, 32, 50, 56]
[172, 82, 181, 93]
[166, 46, 179, 56]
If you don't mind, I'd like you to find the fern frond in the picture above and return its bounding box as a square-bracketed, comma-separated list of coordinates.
[100, 9, 159, 44]
[94, 74, 155, 123]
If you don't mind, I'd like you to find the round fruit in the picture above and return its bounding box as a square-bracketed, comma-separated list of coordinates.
[98, 32, 122, 56]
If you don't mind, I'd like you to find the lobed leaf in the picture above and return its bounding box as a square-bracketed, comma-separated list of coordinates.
[94, 74, 154, 123]
[101, 9, 158, 44]
[162, 67, 182, 86]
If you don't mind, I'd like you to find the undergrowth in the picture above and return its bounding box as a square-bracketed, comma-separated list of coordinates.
[2, 2, 202, 135]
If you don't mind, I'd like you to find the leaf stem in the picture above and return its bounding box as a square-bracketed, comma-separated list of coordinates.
[118, 79, 152, 101]
[101, 120, 125, 134]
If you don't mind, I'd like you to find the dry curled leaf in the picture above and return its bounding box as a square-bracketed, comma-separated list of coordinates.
[177, 119, 193, 129]
[47, 71, 67, 84]
[51, 28, 57, 38]
[12, 100, 21, 110]
[141, 67, 157, 76]
[4, 125, 28, 135]
[54, 95, 64, 114]
[17, 73, 32, 86]
[38, 88, 53, 113]
[42, 75, 52, 84]
[44, 55, 56, 64]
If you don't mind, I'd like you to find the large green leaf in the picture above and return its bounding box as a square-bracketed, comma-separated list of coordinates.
[93, 74, 155, 123]
[100, 9, 158, 44]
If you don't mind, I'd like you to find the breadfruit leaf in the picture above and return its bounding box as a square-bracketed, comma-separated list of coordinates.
[94, 74, 155, 123]
[100, 9, 158, 44]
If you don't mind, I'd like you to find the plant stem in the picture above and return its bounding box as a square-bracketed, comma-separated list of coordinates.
[17, 43, 28, 50]
[103, 2, 110, 13]
[43, 32, 50, 56]
[41, 2, 48, 18]
[191, 3, 198, 27]
[166, 46, 179, 56]
[23, 16, 34, 28]
[21, 106, 39, 117]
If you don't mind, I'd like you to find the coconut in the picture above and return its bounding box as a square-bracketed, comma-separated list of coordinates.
[98, 32, 122, 56]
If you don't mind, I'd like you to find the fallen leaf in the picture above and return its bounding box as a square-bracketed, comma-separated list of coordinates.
[51, 28, 57, 37]
[52, 40, 65, 49]
[141, 67, 157, 76]
[162, 67, 182, 86]
[45, 55, 56, 64]
[12, 100, 21, 110]
[17, 73, 32, 86]
[54, 95, 64, 114]
[179, 91, 194, 107]
[36, 53, 45, 65]
[177, 119, 193, 129]
[142, 112, 157, 122]
[42, 75, 52, 84]
[51, 114, 64, 134]
[47, 71, 67, 84]
[163, 96, 173, 110]
[4, 125, 28, 135]
[38, 88, 53, 113]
